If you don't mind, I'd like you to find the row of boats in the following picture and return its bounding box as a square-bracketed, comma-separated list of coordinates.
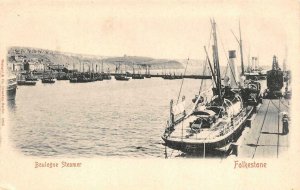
[15, 70, 187, 85]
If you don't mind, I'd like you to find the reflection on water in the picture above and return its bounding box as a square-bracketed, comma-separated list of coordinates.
[8, 78, 211, 158]
[7, 99, 16, 111]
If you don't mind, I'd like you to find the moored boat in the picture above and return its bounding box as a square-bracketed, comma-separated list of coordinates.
[57, 74, 70, 80]
[7, 74, 17, 100]
[25, 73, 39, 81]
[115, 74, 130, 81]
[244, 57, 267, 80]
[42, 63, 56, 83]
[17, 73, 37, 85]
[17, 80, 36, 86]
[162, 73, 175, 80]
[131, 63, 144, 79]
[145, 65, 151, 78]
[162, 20, 259, 154]
[132, 74, 144, 79]
[42, 78, 55, 83]
[115, 61, 130, 81]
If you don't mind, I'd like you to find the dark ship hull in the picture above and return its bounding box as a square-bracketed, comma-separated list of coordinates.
[7, 85, 17, 100]
[115, 75, 130, 81]
[162, 106, 253, 153]
[57, 75, 70, 80]
[17, 80, 36, 86]
[7, 75, 17, 100]
[42, 78, 55, 83]
[132, 74, 144, 79]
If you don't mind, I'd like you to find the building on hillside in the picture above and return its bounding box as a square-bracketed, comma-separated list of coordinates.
[10, 62, 24, 71]
[48, 65, 69, 73]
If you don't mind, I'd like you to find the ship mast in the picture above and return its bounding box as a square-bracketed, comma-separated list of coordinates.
[272, 55, 280, 70]
[231, 21, 245, 75]
[211, 19, 222, 103]
[239, 21, 245, 75]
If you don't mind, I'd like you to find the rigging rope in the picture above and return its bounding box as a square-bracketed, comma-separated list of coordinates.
[176, 58, 190, 104]
[199, 27, 213, 94]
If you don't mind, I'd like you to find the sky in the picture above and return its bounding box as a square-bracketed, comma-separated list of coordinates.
[0, 0, 299, 67]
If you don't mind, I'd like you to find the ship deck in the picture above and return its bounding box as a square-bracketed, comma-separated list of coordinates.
[238, 99, 290, 158]
[169, 115, 230, 142]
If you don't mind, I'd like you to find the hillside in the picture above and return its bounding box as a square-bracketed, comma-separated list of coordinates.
[7, 47, 184, 71]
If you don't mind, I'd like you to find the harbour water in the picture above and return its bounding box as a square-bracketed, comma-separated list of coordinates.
[8, 78, 211, 158]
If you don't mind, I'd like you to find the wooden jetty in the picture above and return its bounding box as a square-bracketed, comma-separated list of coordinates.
[237, 99, 290, 158]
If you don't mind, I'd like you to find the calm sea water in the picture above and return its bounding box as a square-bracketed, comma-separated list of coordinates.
[8, 77, 209, 158]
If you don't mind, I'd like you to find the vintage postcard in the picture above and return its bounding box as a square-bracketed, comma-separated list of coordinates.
[0, 0, 299, 189]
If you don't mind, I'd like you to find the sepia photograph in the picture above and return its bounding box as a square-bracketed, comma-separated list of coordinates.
[0, 0, 299, 189]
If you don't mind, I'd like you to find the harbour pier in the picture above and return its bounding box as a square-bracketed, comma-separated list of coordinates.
[237, 99, 290, 158]
[111, 73, 212, 79]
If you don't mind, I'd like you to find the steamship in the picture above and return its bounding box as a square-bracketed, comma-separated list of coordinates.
[244, 57, 267, 80]
[162, 20, 259, 153]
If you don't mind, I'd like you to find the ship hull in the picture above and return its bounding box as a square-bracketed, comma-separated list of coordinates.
[17, 81, 36, 86]
[7, 85, 17, 100]
[115, 76, 130, 81]
[162, 106, 253, 153]
[42, 79, 55, 83]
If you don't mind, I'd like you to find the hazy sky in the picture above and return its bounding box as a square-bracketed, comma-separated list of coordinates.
[1, 0, 299, 67]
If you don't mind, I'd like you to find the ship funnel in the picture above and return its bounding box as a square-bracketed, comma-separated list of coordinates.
[252, 57, 258, 70]
[228, 50, 239, 88]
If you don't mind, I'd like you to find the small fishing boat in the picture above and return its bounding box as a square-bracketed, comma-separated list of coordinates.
[69, 74, 93, 83]
[100, 61, 111, 80]
[102, 73, 112, 80]
[145, 65, 151, 78]
[42, 78, 55, 83]
[69, 63, 95, 83]
[42, 64, 55, 83]
[7, 73, 17, 100]
[115, 74, 130, 81]
[173, 73, 183, 79]
[25, 72, 38, 81]
[132, 64, 144, 79]
[17, 74, 36, 85]
[57, 73, 70, 80]
[162, 73, 175, 80]
[115, 61, 130, 81]
[17, 80, 36, 85]
[132, 74, 144, 79]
